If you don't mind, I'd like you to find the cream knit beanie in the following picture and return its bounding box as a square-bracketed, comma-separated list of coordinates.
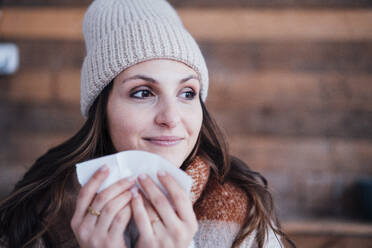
[80, 0, 209, 117]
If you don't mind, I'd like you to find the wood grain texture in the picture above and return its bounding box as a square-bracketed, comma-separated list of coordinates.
[182, 9, 372, 42]
[211, 106, 372, 139]
[171, 0, 372, 9]
[7, 133, 70, 166]
[8, 70, 54, 102]
[54, 70, 81, 103]
[1, 8, 372, 41]
[283, 220, 372, 236]
[207, 72, 372, 139]
[2, 39, 85, 70]
[229, 135, 372, 173]
[3, 0, 372, 8]
[4, 39, 372, 73]
[0, 102, 83, 135]
[228, 135, 372, 217]
[0, 8, 85, 40]
[287, 234, 372, 248]
[200, 41, 372, 74]
[208, 72, 372, 111]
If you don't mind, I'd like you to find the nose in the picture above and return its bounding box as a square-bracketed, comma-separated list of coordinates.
[154, 98, 181, 128]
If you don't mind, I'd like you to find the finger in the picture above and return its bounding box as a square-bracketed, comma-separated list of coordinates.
[151, 216, 167, 238]
[142, 195, 160, 221]
[131, 187, 154, 242]
[72, 165, 109, 224]
[96, 190, 132, 232]
[89, 176, 136, 212]
[138, 174, 178, 228]
[157, 171, 195, 221]
[108, 205, 132, 239]
[84, 176, 136, 226]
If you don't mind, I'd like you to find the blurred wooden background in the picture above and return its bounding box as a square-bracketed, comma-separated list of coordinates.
[1, 0, 372, 247]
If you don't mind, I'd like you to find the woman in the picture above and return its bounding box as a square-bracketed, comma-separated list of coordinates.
[0, 0, 294, 247]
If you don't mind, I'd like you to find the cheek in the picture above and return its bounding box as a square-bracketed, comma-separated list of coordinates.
[107, 99, 145, 147]
[186, 105, 203, 137]
[110, 116, 136, 136]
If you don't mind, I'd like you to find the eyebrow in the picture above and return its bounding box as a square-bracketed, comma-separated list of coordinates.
[121, 74, 199, 84]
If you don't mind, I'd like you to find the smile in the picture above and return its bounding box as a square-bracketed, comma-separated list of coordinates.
[143, 136, 184, 147]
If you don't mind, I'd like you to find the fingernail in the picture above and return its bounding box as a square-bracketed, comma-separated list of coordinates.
[139, 173, 147, 180]
[100, 165, 108, 172]
[158, 170, 166, 177]
[131, 186, 139, 198]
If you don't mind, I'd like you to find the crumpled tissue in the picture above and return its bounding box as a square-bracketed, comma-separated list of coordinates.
[76, 150, 193, 200]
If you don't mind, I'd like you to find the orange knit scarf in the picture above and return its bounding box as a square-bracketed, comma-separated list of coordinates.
[185, 156, 249, 226]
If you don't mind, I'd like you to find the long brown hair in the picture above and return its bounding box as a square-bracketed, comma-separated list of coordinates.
[0, 81, 294, 248]
[191, 103, 295, 247]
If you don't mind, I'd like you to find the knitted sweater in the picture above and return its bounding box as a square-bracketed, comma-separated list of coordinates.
[0, 157, 283, 248]
[184, 157, 282, 248]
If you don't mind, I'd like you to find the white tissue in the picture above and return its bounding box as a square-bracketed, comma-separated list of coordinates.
[75, 150, 193, 199]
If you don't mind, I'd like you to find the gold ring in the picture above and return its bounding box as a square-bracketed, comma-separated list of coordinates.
[87, 206, 101, 217]
[151, 218, 160, 225]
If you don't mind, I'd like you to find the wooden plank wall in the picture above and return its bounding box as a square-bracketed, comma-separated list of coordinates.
[1, 1, 372, 241]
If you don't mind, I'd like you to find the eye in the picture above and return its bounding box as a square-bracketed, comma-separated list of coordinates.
[180, 88, 196, 100]
[130, 89, 154, 99]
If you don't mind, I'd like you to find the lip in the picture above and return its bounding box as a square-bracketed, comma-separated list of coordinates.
[143, 136, 184, 147]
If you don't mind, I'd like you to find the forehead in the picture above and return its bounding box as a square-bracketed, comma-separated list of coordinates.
[118, 59, 199, 79]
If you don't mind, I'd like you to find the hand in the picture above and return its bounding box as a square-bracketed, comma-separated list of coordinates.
[131, 171, 198, 248]
[71, 165, 135, 248]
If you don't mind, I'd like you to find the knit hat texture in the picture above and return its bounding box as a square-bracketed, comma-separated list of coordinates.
[80, 0, 209, 117]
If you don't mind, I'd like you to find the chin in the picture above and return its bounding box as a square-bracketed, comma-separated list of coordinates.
[164, 156, 183, 168]
[155, 153, 184, 168]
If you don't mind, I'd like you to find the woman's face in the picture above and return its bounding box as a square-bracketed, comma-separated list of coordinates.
[106, 59, 203, 168]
